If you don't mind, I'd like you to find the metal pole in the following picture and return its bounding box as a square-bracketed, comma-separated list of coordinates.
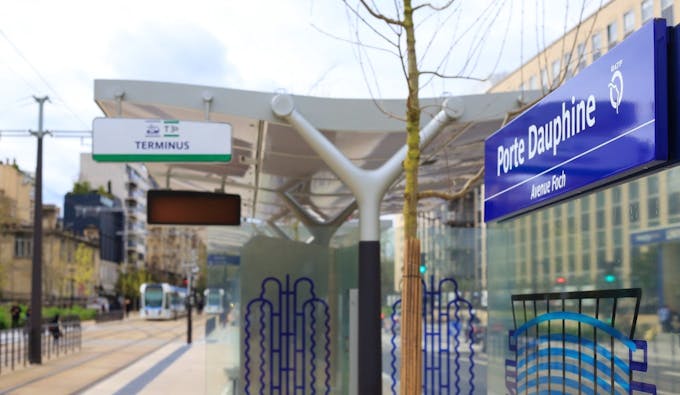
[187, 268, 193, 344]
[29, 96, 49, 364]
[70, 277, 74, 308]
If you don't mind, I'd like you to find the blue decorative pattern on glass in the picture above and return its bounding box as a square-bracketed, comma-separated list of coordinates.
[243, 275, 331, 394]
[389, 275, 479, 394]
[504, 288, 657, 394]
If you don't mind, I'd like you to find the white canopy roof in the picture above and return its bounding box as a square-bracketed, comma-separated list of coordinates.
[94, 80, 539, 249]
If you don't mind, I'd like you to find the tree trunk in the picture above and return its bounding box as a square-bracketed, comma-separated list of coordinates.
[400, 238, 422, 394]
[400, 0, 423, 393]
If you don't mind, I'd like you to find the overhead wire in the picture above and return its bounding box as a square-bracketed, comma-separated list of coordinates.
[0, 29, 90, 129]
[483, 0, 514, 80]
[462, 0, 508, 78]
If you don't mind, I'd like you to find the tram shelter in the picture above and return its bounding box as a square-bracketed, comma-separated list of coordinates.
[93, 80, 537, 394]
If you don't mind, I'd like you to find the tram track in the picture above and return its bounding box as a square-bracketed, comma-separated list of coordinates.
[0, 318, 193, 395]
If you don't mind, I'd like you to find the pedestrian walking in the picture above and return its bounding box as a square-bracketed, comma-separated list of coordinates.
[10, 304, 21, 328]
[49, 314, 62, 343]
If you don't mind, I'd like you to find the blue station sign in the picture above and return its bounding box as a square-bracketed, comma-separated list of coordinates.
[484, 19, 669, 222]
[630, 225, 680, 246]
[207, 254, 240, 266]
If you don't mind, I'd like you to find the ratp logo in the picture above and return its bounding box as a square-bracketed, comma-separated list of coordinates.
[145, 124, 160, 137]
[609, 60, 624, 114]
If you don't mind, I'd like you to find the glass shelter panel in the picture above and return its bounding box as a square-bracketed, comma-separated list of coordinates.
[486, 167, 680, 394]
[386, 219, 489, 394]
[204, 222, 362, 394]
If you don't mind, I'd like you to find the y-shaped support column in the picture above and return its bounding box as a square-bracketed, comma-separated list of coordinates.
[278, 186, 358, 246]
[272, 94, 461, 394]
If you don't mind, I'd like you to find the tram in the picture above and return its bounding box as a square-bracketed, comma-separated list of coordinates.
[203, 288, 225, 315]
[140, 283, 188, 320]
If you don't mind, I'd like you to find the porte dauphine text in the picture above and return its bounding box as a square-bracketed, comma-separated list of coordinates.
[495, 94, 597, 178]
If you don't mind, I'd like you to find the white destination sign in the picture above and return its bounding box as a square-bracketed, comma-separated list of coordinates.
[92, 118, 232, 162]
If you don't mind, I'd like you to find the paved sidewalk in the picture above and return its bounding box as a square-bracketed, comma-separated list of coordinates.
[81, 338, 206, 395]
[0, 314, 209, 395]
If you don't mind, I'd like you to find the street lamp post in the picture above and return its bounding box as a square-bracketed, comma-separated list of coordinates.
[184, 250, 198, 345]
[29, 96, 49, 364]
[186, 265, 193, 344]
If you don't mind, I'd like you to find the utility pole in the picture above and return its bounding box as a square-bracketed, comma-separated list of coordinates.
[29, 96, 49, 364]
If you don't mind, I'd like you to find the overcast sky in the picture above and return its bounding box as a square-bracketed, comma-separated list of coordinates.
[0, 0, 602, 210]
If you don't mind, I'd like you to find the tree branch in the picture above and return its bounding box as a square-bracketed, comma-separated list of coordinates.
[356, 0, 403, 25]
[413, 0, 456, 12]
[341, 1, 402, 49]
[415, 94, 542, 203]
[417, 165, 483, 201]
[419, 71, 486, 81]
[310, 23, 401, 57]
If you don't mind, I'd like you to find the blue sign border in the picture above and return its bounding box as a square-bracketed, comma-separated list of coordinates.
[484, 19, 669, 222]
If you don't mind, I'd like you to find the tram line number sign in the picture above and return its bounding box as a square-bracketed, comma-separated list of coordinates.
[483, 19, 670, 222]
[92, 118, 232, 162]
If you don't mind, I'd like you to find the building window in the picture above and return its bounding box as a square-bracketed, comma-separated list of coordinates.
[596, 209, 605, 228]
[629, 201, 640, 223]
[582, 254, 590, 272]
[597, 249, 606, 265]
[670, 191, 680, 215]
[541, 68, 549, 90]
[612, 206, 622, 226]
[662, 0, 674, 22]
[648, 197, 660, 220]
[629, 181, 639, 199]
[551, 59, 561, 86]
[577, 42, 587, 71]
[14, 236, 32, 258]
[648, 175, 659, 194]
[614, 228, 623, 246]
[624, 10, 635, 37]
[641, 0, 654, 23]
[592, 32, 602, 61]
[607, 22, 618, 50]
[529, 75, 538, 90]
[581, 213, 590, 231]
[563, 53, 573, 79]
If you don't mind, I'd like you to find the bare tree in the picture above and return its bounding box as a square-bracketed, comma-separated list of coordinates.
[330, 1, 601, 392]
[335, 1, 509, 392]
